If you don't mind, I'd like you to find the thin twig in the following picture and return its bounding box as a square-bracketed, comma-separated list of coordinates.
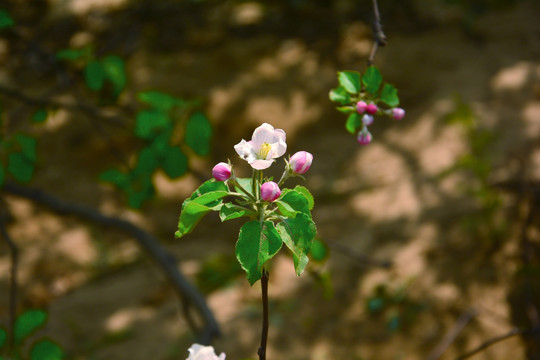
[427, 309, 477, 360]
[2, 181, 220, 343]
[326, 238, 392, 268]
[368, 0, 387, 65]
[257, 269, 269, 360]
[456, 325, 540, 360]
[0, 217, 17, 352]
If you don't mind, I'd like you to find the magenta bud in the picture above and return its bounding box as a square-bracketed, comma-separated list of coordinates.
[356, 101, 368, 114]
[212, 162, 231, 181]
[362, 114, 374, 126]
[392, 107, 405, 120]
[260, 181, 281, 202]
[289, 151, 313, 174]
[357, 127, 372, 146]
[366, 103, 378, 115]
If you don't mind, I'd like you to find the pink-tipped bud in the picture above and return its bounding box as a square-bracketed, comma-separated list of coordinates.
[260, 181, 281, 202]
[356, 101, 368, 114]
[212, 162, 231, 181]
[392, 107, 405, 120]
[362, 114, 374, 126]
[289, 151, 313, 174]
[357, 127, 372, 146]
[366, 103, 378, 115]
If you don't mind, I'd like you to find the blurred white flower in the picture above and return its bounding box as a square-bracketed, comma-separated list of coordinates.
[186, 344, 226, 360]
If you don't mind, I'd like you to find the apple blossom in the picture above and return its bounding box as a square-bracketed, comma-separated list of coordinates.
[186, 344, 225, 360]
[362, 114, 374, 126]
[356, 100, 368, 114]
[260, 181, 281, 202]
[392, 107, 405, 120]
[365, 103, 378, 115]
[212, 162, 231, 181]
[234, 123, 287, 170]
[289, 151, 313, 174]
[357, 127, 372, 146]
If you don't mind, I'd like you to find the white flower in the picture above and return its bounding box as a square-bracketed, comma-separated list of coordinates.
[234, 123, 287, 170]
[186, 344, 226, 360]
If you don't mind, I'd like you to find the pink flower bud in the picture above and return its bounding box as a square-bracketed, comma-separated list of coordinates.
[362, 114, 374, 126]
[356, 101, 368, 114]
[212, 162, 231, 181]
[260, 181, 281, 202]
[392, 107, 405, 120]
[357, 127, 372, 146]
[289, 151, 313, 174]
[366, 103, 378, 115]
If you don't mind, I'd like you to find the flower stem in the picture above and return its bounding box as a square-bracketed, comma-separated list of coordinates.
[257, 268, 269, 360]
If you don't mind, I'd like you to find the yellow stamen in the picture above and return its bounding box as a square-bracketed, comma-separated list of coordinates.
[259, 143, 271, 159]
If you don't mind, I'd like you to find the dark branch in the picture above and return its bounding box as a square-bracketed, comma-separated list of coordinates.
[257, 269, 269, 360]
[2, 181, 220, 343]
[427, 309, 477, 360]
[368, 0, 387, 66]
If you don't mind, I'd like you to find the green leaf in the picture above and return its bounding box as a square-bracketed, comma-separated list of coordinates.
[219, 203, 252, 222]
[187, 179, 228, 203]
[0, 9, 14, 29]
[126, 181, 154, 208]
[336, 106, 355, 114]
[176, 188, 229, 237]
[0, 163, 5, 187]
[310, 238, 328, 262]
[85, 60, 105, 91]
[276, 213, 317, 276]
[102, 55, 126, 96]
[137, 91, 184, 112]
[345, 112, 362, 135]
[278, 187, 312, 218]
[162, 146, 188, 178]
[15, 134, 37, 161]
[329, 86, 351, 105]
[32, 109, 48, 123]
[294, 186, 314, 210]
[363, 66, 383, 93]
[99, 169, 129, 188]
[55, 48, 89, 61]
[0, 327, 6, 349]
[380, 83, 400, 107]
[235, 221, 282, 285]
[14, 310, 47, 345]
[30, 339, 63, 360]
[133, 146, 160, 176]
[134, 110, 170, 139]
[233, 177, 254, 198]
[338, 71, 361, 94]
[8, 153, 34, 182]
[185, 112, 212, 156]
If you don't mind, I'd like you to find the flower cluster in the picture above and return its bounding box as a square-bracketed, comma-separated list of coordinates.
[177, 122, 317, 285]
[212, 123, 313, 201]
[355, 100, 405, 145]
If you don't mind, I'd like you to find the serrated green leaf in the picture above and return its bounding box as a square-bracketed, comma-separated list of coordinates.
[99, 169, 129, 188]
[102, 55, 126, 96]
[219, 203, 252, 222]
[380, 83, 400, 107]
[338, 71, 361, 94]
[137, 91, 184, 112]
[185, 112, 212, 156]
[161, 146, 188, 178]
[236, 221, 282, 285]
[32, 109, 48, 123]
[30, 339, 63, 360]
[84, 60, 105, 91]
[15, 310, 47, 345]
[329, 86, 351, 105]
[345, 112, 362, 135]
[134, 110, 170, 139]
[276, 213, 316, 276]
[0, 327, 6, 349]
[294, 186, 314, 210]
[0, 9, 14, 29]
[278, 187, 311, 217]
[187, 179, 228, 202]
[233, 177, 254, 198]
[176, 189, 229, 237]
[363, 66, 383, 93]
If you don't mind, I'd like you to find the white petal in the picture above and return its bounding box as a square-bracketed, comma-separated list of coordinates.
[250, 159, 274, 170]
[269, 138, 287, 159]
[251, 123, 276, 148]
[234, 139, 256, 162]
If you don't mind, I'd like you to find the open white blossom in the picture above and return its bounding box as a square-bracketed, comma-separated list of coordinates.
[186, 344, 226, 360]
[234, 123, 287, 170]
